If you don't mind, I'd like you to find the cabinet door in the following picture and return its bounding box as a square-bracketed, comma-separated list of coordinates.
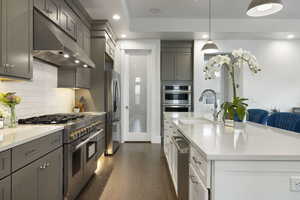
[34, 0, 45, 12]
[0, 176, 11, 200]
[76, 67, 91, 89]
[76, 22, 85, 49]
[12, 147, 63, 200]
[161, 51, 175, 81]
[83, 25, 91, 56]
[189, 165, 209, 200]
[5, 0, 33, 79]
[38, 147, 63, 200]
[0, 150, 11, 179]
[60, 4, 76, 39]
[0, 0, 5, 74]
[45, 0, 60, 24]
[175, 52, 193, 81]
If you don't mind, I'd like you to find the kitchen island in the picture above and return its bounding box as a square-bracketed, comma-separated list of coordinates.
[163, 112, 300, 200]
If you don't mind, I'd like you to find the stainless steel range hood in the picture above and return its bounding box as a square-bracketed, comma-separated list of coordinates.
[33, 10, 95, 68]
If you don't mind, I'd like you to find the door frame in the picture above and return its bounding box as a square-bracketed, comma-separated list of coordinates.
[122, 50, 152, 142]
[119, 40, 161, 143]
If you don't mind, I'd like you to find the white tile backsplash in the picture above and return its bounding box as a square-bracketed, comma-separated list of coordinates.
[0, 60, 75, 118]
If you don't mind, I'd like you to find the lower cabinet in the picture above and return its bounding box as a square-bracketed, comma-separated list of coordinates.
[189, 164, 209, 200]
[12, 147, 63, 200]
[0, 176, 11, 200]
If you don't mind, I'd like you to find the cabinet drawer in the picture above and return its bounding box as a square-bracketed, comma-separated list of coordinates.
[190, 146, 210, 187]
[189, 164, 209, 200]
[12, 130, 62, 171]
[0, 150, 11, 179]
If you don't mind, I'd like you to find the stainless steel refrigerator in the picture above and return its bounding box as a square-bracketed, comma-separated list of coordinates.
[105, 59, 121, 155]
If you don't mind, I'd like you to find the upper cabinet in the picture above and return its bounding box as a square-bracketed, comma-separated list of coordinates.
[0, 0, 33, 79]
[77, 20, 91, 56]
[57, 67, 91, 89]
[34, 0, 60, 24]
[161, 41, 193, 81]
[59, 3, 76, 39]
[34, 0, 91, 56]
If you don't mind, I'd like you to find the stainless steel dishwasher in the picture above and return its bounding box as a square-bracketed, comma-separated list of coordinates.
[172, 133, 190, 200]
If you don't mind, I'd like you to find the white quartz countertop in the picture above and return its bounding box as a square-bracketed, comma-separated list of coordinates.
[0, 125, 64, 152]
[164, 112, 300, 161]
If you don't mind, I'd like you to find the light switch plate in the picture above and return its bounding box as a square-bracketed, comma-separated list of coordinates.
[290, 177, 300, 192]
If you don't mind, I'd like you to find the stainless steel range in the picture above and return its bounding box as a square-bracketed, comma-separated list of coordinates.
[18, 113, 106, 200]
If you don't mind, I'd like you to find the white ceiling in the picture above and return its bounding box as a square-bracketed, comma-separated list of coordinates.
[79, 0, 300, 40]
[126, 0, 300, 19]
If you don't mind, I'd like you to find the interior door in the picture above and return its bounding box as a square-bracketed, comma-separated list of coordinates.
[123, 50, 151, 142]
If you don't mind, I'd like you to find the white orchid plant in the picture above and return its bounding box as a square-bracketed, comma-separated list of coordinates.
[204, 49, 261, 122]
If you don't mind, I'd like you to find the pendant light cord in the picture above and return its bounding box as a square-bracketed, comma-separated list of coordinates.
[209, 0, 211, 40]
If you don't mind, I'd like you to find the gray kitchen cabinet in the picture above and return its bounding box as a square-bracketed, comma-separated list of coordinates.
[77, 21, 85, 49]
[58, 67, 91, 89]
[12, 130, 62, 172]
[83, 25, 91, 56]
[174, 52, 193, 81]
[60, 3, 77, 39]
[161, 41, 193, 81]
[0, 0, 33, 79]
[0, 150, 11, 179]
[12, 147, 63, 200]
[34, 0, 60, 25]
[77, 21, 91, 56]
[0, 176, 11, 200]
[161, 51, 175, 81]
[161, 51, 193, 81]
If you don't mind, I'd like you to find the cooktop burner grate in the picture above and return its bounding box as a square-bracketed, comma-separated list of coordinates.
[18, 114, 85, 124]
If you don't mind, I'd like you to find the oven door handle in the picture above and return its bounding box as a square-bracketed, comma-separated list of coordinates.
[164, 105, 190, 108]
[75, 129, 104, 150]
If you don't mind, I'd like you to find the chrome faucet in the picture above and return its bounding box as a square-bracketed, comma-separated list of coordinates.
[199, 89, 218, 121]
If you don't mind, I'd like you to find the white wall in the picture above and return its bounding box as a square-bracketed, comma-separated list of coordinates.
[118, 40, 161, 143]
[0, 60, 75, 119]
[194, 40, 300, 112]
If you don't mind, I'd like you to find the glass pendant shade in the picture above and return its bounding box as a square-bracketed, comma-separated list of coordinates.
[247, 0, 283, 17]
[201, 40, 219, 54]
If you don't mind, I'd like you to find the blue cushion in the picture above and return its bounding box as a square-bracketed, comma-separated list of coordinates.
[247, 109, 269, 125]
[267, 112, 300, 133]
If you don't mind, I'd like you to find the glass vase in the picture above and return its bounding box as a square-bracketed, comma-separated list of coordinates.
[9, 105, 17, 128]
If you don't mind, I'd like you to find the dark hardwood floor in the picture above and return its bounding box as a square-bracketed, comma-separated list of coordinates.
[77, 143, 177, 200]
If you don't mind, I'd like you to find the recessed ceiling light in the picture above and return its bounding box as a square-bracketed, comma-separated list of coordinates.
[202, 34, 209, 39]
[121, 34, 127, 38]
[149, 8, 161, 14]
[63, 54, 70, 58]
[112, 14, 121, 21]
[287, 34, 295, 39]
[83, 64, 88, 68]
[75, 60, 80, 64]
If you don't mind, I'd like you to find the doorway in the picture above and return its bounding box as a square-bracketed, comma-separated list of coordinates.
[123, 50, 152, 142]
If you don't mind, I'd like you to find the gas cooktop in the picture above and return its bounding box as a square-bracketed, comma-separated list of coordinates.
[18, 114, 85, 124]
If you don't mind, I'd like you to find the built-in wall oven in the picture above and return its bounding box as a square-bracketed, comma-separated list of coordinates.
[163, 84, 192, 112]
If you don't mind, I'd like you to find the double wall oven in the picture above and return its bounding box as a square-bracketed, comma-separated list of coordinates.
[163, 84, 193, 112]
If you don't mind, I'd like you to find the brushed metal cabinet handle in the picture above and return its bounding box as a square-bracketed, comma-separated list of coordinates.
[192, 156, 202, 165]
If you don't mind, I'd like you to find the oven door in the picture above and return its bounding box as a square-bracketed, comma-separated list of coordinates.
[164, 92, 191, 105]
[64, 134, 88, 200]
[84, 129, 104, 183]
[164, 105, 192, 112]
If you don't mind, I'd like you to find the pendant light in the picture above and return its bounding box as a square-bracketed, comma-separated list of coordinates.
[202, 0, 219, 54]
[247, 0, 283, 17]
